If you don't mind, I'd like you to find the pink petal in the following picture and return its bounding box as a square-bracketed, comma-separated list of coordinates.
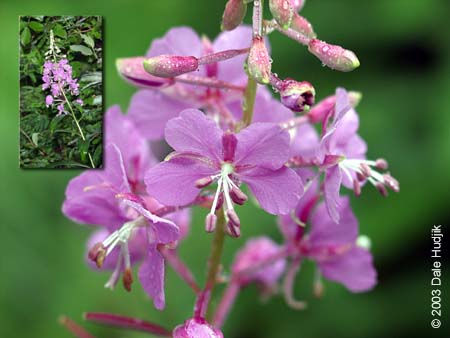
[235, 123, 291, 170]
[238, 166, 303, 215]
[147, 27, 203, 58]
[138, 246, 166, 310]
[213, 26, 253, 85]
[145, 157, 217, 206]
[309, 196, 358, 248]
[323, 165, 342, 223]
[319, 247, 377, 292]
[165, 109, 222, 161]
[127, 90, 192, 141]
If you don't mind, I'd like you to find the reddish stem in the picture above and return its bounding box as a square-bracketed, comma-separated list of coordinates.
[59, 315, 96, 338]
[84, 312, 171, 337]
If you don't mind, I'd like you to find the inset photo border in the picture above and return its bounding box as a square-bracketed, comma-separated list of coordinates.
[19, 16, 103, 169]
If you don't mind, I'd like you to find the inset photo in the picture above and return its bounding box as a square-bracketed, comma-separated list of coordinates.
[19, 16, 103, 169]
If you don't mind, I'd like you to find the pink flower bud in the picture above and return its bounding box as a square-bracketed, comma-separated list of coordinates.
[116, 57, 173, 88]
[269, 0, 294, 29]
[308, 39, 360, 72]
[293, 0, 305, 11]
[279, 80, 315, 112]
[246, 37, 271, 84]
[221, 0, 247, 31]
[291, 13, 316, 39]
[143, 55, 199, 78]
[173, 318, 223, 338]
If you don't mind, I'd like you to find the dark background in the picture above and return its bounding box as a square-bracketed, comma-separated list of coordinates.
[1, 0, 449, 337]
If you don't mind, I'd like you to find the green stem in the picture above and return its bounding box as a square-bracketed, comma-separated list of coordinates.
[240, 77, 258, 129]
[59, 84, 95, 168]
[204, 211, 226, 321]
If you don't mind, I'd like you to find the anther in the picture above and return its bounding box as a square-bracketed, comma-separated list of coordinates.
[359, 163, 372, 178]
[226, 209, 241, 237]
[230, 186, 248, 205]
[195, 176, 214, 188]
[375, 182, 388, 197]
[353, 179, 361, 197]
[88, 242, 106, 268]
[383, 174, 400, 192]
[375, 158, 388, 170]
[205, 213, 218, 233]
[122, 267, 133, 292]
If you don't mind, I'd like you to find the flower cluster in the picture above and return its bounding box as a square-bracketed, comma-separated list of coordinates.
[42, 29, 83, 116]
[61, 1, 399, 337]
[42, 59, 82, 115]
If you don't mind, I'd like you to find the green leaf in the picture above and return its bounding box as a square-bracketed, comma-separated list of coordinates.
[21, 27, 31, 46]
[70, 45, 92, 56]
[28, 21, 44, 32]
[81, 34, 95, 48]
[53, 24, 67, 38]
[31, 133, 39, 146]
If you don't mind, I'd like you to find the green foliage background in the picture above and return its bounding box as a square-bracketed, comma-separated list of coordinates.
[1, 0, 449, 337]
[20, 16, 103, 168]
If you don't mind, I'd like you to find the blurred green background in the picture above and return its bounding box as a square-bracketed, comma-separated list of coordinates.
[1, 0, 449, 337]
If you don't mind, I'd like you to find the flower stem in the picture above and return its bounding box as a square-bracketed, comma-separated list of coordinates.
[195, 211, 226, 320]
[240, 77, 258, 129]
[59, 84, 95, 168]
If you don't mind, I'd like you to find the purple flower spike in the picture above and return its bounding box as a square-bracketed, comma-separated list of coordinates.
[173, 318, 223, 338]
[45, 95, 53, 107]
[146, 109, 303, 233]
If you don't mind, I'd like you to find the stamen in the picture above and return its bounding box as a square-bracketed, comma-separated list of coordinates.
[195, 176, 214, 188]
[226, 209, 241, 238]
[230, 186, 248, 205]
[375, 158, 388, 170]
[383, 174, 400, 192]
[205, 213, 218, 233]
[353, 179, 361, 197]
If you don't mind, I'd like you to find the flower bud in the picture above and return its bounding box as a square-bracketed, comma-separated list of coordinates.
[246, 37, 271, 84]
[279, 80, 315, 112]
[293, 0, 305, 11]
[269, 0, 294, 29]
[173, 318, 223, 338]
[308, 39, 360, 72]
[116, 57, 173, 88]
[143, 55, 199, 78]
[291, 14, 316, 39]
[221, 0, 247, 31]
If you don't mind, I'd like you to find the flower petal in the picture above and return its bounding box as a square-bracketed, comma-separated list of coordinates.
[138, 246, 166, 310]
[127, 90, 191, 141]
[309, 196, 358, 248]
[318, 246, 377, 292]
[323, 165, 342, 224]
[147, 27, 202, 58]
[213, 26, 253, 85]
[165, 109, 222, 161]
[238, 166, 303, 215]
[235, 123, 291, 170]
[145, 157, 217, 206]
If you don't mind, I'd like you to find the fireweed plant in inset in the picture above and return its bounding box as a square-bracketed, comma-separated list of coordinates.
[61, 1, 399, 337]
[19, 16, 102, 169]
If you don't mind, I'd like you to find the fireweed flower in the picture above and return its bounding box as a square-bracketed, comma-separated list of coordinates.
[173, 317, 223, 338]
[280, 196, 377, 299]
[319, 88, 399, 223]
[145, 109, 303, 236]
[118, 26, 291, 139]
[62, 107, 189, 310]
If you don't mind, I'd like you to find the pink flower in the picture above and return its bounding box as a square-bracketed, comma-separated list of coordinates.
[45, 95, 53, 107]
[145, 109, 303, 236]
[173, 318, 223, 338]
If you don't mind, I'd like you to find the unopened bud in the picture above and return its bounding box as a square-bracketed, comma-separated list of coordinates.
[279, 80, 315, 112]
[143, 55, 199, 78]
[269, 0, 294, 29]
[308, 39, 360, 72]
[116, 57, 173, 88]
[205, 213, 217, 233]
[293, 0, 305, 11]
[88, 242, 106, 268]
[226, 210, 241, 237]
[230, 186, 248, 205]
[221, 0, 247, 31]
[195, 176, 213, 188]
[246, 37, 271, 84]
[123, 268, 133, 292]
[291, 14, 316, 38]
